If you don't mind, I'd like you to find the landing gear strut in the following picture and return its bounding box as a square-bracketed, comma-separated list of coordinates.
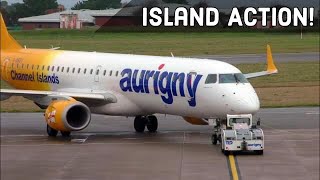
[134, 115, 158, 133]
[211, 119, 221, 145]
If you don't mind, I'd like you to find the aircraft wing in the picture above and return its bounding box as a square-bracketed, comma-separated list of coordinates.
[244, 45, 278, 79]
[0, 89, 117, 108]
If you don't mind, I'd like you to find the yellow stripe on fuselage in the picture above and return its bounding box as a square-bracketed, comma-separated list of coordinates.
[1, 49, 62, 91]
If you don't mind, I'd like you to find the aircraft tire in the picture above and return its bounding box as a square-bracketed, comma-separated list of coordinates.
[61, 131, 71, 137]
[134, 116, 146, 133]
[147, 115, 158, 133]
[47, 125, 58, 137]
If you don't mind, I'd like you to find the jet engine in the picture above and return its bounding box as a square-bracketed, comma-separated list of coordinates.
[45, 100, 91, 132]
[183, 117, 208, 125]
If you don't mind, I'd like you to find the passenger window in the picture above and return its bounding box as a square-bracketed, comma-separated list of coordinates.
[47, 66, 50, 71]
[42, 65, 45, 70]
[72, 68, 75, 73]
[103, 70, 106, 76]
[26, 64, 29, 69]
[205, 74, 217, 84]
[67, 67, 70, 73]
[61, 67, 64, 72]
[116, 71, 119, 77]
[78, 68, 81, 73]
[96, 69, 99, 75]
[37, 65, 39, 70]
[84, 69, 87, 74]
[32, 64, 34, 70]
[57, 66, 60, 72]
[90, 69, 93, 74]
[52, 66, 55, 71]
[109, 71, 113, 76]
[22, 64, 24, 69]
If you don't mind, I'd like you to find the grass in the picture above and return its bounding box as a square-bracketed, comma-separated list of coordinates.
[10, 30, 319, 56]
[256, 86, 319, 107]
[236, 62, 320, 87]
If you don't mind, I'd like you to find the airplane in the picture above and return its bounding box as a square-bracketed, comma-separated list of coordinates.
[0, 15, 278, 137]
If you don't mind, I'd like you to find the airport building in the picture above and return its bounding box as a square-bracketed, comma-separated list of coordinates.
[18, 4, 190, 30]
[18, 8, 140, 30]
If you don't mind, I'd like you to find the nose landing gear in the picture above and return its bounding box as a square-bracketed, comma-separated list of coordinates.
[134, 115, 158, 133]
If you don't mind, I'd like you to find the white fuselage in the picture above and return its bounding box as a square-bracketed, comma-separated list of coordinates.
[45, 51, 260, 118]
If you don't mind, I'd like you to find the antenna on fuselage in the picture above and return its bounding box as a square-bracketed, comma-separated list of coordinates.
[50, 45, 60, 50]
[170, 52, 174, 57]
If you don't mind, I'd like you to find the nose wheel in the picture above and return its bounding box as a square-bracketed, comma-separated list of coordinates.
[134, 115, 158, 133]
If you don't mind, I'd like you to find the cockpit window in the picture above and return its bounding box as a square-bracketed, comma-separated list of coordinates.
[205, 74, 217, 84]
[219, 73, 248, 83]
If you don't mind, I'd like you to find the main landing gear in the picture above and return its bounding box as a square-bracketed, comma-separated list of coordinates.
[46, 125, 71, 137]
[134, 115, 158, 133]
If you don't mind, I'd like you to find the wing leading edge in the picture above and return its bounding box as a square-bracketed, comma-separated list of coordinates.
[0, 89, 117, 107]
[244, 45, 278, 79]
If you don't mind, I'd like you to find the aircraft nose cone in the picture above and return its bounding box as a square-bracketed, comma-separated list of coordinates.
[228, 92, 260, 114]
[239, 92, 260, 113]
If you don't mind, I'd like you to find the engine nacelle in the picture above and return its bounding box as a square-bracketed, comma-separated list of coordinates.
[45, 100, 91, 131]
[183, 117, 208, 125]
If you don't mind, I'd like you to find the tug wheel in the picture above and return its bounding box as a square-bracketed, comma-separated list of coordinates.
[223, 150, 230, 156]
[255, 150, 264, 155]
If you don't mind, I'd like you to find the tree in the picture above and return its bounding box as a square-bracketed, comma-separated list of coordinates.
[1, 1, 8, 8]
[72, 0, 121, 10]
[23, 0, 58, 16]
[6, 3, 29, 25]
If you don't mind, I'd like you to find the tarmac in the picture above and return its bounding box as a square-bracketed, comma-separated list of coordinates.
[1, 107, 319, 180]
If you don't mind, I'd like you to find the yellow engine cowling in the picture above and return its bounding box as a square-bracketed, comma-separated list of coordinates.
[183, 117, 209, 125]
[45, 99, 91, 131]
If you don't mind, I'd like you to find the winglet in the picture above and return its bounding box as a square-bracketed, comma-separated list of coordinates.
[266, 44, 278, 73]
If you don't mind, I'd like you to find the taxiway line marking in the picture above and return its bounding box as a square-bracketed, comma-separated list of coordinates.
[228, 155, 239, 180]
